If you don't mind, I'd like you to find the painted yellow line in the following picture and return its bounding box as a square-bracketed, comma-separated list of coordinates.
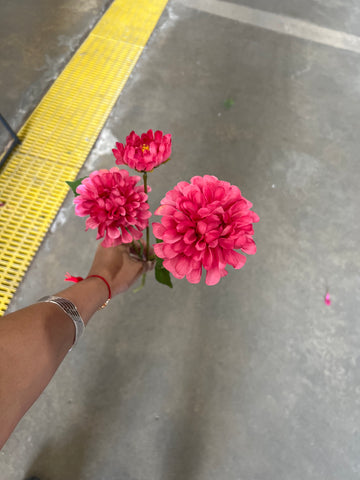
[0, 0, 168, 314]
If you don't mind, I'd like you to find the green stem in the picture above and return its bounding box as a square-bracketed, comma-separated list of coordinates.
[133, 272, 146, 293]
[143, 172, 150, 261]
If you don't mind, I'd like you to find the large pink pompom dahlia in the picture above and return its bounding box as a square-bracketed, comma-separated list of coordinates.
[112, 129, 172, 172]
[74, 167, 151, 247]
[153, 175, 259, 286]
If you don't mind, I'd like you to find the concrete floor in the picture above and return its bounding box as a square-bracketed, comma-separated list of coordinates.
[1, 0, 360, 479]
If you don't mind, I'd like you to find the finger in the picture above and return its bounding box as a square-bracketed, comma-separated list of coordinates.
[129, 251, 141, 261]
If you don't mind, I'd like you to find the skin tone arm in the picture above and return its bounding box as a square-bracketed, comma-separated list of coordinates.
[0, 243, 150, 450]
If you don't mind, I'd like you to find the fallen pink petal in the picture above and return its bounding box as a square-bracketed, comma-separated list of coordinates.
[325, 292, 331, 306]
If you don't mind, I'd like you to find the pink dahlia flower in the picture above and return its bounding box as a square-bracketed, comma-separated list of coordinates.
[74, 167, 151, 247]
[112, 129, 172, 172]
[153, 175, 259, 286]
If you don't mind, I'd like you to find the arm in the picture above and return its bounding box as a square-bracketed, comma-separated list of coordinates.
[0, 243, 147, 449]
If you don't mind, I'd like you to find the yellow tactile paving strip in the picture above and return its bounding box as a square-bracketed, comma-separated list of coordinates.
[0, 0, 168, 314]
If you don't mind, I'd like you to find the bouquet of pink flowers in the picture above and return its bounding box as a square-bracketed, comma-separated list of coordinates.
[67, 130, 259, 288]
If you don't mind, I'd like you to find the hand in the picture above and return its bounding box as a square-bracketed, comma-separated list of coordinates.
[87, 242, 154, 296]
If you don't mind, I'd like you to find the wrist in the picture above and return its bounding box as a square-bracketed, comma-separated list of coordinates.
[57, 277, 108, 325]
[87, 275, 111, 308]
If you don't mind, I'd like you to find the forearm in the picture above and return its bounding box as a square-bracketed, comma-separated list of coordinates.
[0, 277, 108, 449]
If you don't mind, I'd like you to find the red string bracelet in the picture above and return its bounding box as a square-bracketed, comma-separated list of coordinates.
[65, 272, 111, 309]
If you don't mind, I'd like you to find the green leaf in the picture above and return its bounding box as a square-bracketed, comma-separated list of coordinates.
[153, 242, 172, 287]
[224, 98, 234, 109]
[66, 177, 87, 197]
[155, 256, 173, 288]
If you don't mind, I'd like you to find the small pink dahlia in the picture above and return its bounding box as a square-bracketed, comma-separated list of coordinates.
[112, 129, 172, 172]
[74, 167, 151, 247]
[153, 175, 259, 286]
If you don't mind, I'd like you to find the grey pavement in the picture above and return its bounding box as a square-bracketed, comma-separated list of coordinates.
[1, 0, 360, 479]
[226, 0, 360, 36]
[0, 0, 111, 147]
